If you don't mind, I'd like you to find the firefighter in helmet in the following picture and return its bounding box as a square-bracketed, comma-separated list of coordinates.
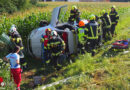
[9, 25, 27, 70]
[85, 14, 99, 56]
[40, 28, 52, 63]
[77, 20, 88, 54]
[109, 5, 119, 37]
[47, 30, 65, 68]
[100, 10, 112, 41]
[9, 25, 24, 51]
[68, 5, 80, 24]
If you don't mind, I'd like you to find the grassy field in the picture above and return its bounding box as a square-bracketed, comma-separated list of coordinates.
[42, 10, 130, 90]
[0, 2, 130, 90]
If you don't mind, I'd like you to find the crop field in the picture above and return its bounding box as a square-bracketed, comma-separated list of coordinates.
[0, 2, 130, 90]
[0, 2, 130, 40]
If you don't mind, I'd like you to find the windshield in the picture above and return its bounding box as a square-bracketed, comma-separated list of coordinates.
[58, 5, 68, 23]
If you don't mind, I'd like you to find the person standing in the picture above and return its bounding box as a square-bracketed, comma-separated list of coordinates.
[47, 30, 65, 68]
[68, 5, 80, 24]
[3, 46, 21, 90]
[77, 20, 88, 54]
[9, 25, 27, 70]
[85, 14, 99, 56]
[109, 5, 119, 37]
[9, 25, 24, 52]
[40, 28, 52, 63]
[100, 10, 111, 41]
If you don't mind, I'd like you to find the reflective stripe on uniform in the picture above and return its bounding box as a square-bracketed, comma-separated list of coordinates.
[103, 25, 111, 28]
[112, 22, 116, 24]
[103, 18, 107, 26]
[109, 13, 116, 15]
[12, 38, 16, 41]
[70, 13, 75, 15]
[116, 15, 119, 17]
[87, 37, 98, 39]
[20, 47, 24, 50]
[41, 38, 44, 42]
[44, 46, 47, 49]
[52, 51, 62, 56]
[90, 26, 94, 38]
[16, 38, 22, 43]
[88, 26, 98, 39]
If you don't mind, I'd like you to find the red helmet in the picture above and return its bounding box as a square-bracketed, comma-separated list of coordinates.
[45, 28, 51, 34]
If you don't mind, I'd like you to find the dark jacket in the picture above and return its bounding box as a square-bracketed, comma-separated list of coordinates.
[9, 31, 24, 50]
[109, 10, 119, 24]
[70, 9, 80, 18]
[47, 36, 65, 56]
[85, 20, 98, 39]
[100, 13, 111, 28]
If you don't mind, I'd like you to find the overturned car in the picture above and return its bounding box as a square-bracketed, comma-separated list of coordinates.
[27, 5, 102, 59]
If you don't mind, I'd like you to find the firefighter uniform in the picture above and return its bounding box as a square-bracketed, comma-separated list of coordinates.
[9, 25, 27, 70]
[47, 31, 65, 67]
[40, 28, 51, 63]
[85, 15, 99, 56]
[41, 35, 50, 62]
[109, 5, 119, 37]
[77, 21, 88, 54]
[68, 5, 80, 24]
[95, 15, 103, 46]
[9, 31, 24, 58]
[100, 10, 111, 41]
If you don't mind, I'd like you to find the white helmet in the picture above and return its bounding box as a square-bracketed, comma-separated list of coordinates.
[9, 25, 16, 33]
[51, 30, 57, 36]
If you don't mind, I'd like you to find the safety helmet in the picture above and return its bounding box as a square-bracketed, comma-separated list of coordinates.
[9, 25, 16, 33]
[111, 5, 116, 9]
[45, 28, 51, 33]
[72, 5, 77, 10]
[89, 14, 96, 21]
[51, 30, 57, 36]
[78, 20, 85, 27]
[101, 10, 106, 15]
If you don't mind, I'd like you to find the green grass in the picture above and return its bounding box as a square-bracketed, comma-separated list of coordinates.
[0, 2, 130, 90]
[37, 6, 130, 90]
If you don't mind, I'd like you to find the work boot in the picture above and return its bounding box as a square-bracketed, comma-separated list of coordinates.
[92, 51, 95, 56]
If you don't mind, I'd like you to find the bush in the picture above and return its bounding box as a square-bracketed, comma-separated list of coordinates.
[0, 0, 17, 14]
[30, 0, 38, 5]
[0, 59, 15, 89]
[0, 0, 31, 14]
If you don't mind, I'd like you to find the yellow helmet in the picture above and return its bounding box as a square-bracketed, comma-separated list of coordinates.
[111, 5, 116, 9]
[72, 5, 77, 10]
[101, 10, 106, 15]
[89, 14, 96, 20]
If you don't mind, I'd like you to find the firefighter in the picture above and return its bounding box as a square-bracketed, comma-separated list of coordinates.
[68, 5, 80, 24]
[109, 5, 119, 37]
[85, 14, 99, 56]
[77, 20, 88, 54]
[9, 25, 24, 51]
[95, 15, 103, 46]
[100, 10, 111, 41]
[40, 28, 51, 64]
[47, 30, 65, 68]
[9, 25, 27, 70]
